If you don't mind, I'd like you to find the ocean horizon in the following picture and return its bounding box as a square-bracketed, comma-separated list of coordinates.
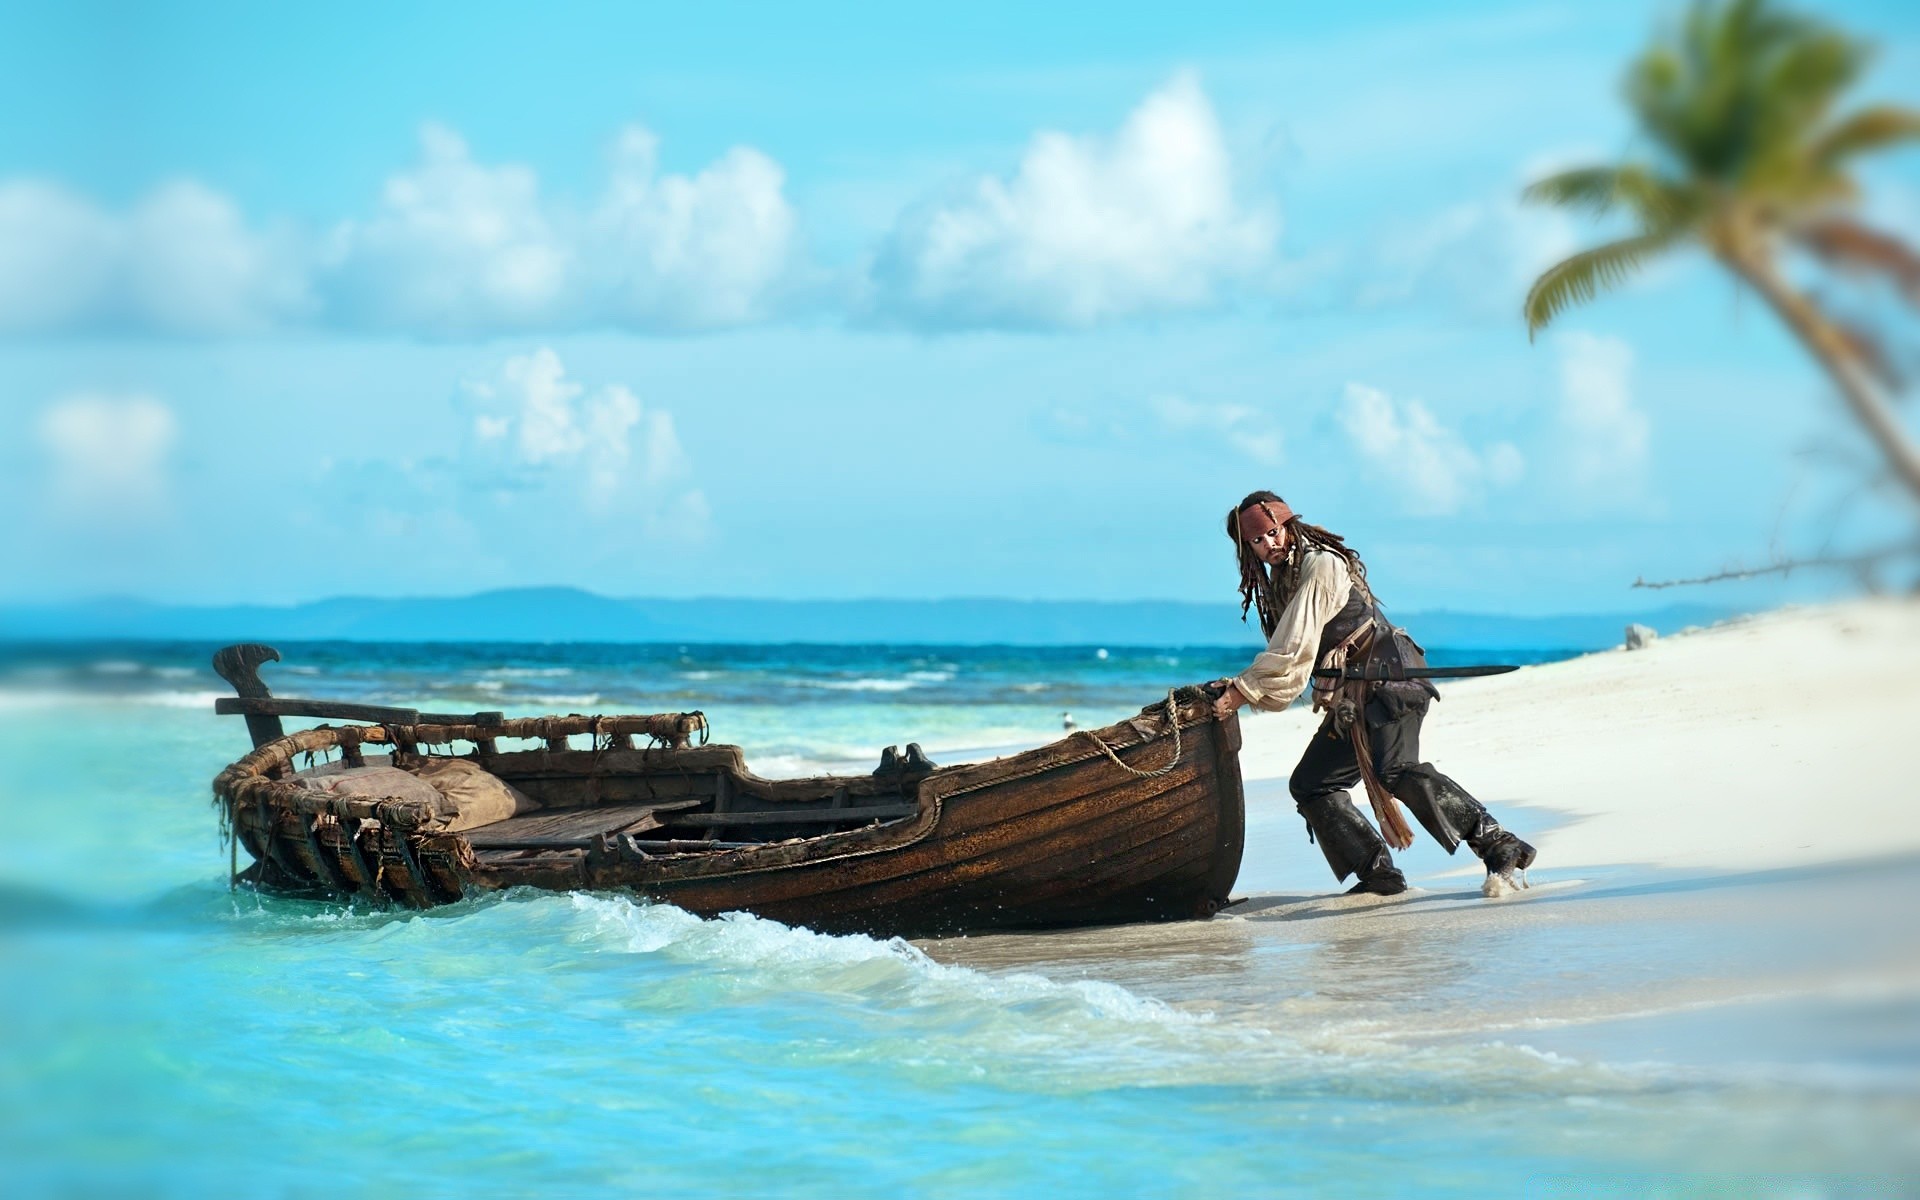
[0, 585, 1739, 652]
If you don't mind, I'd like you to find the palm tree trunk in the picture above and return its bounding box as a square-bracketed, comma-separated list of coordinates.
[1729, 251, 1920, 508]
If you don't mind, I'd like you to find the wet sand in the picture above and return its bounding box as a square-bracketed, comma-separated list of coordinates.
[919, 601, 1920, 1109]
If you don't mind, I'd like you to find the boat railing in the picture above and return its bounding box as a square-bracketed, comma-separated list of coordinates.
[215, 712, 712, 830]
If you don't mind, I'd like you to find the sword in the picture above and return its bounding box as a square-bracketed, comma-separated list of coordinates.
[1312, 663, 1520, 681]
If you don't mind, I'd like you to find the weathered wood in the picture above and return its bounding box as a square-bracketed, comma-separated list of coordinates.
[298, 813, 352, 894]
[388, 829, 436, 908]
[210, 679, 1242, 936]
[625, 838, 758, 852]
[340, 819, 384, 902]
[212, 643, 285, 748]
[464, 800, 705, 847]
[215, 696, 506, 726]
[669, 805, 919, 827]
[468, 835, 758, 853]
[704, 771, 732, 841]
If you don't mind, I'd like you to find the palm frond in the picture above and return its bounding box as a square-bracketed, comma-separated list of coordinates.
[1752, 22, 1868, 160]
[1631, 0, 1867, 183]
[1795, 217, 1920, 304]
[1523, 232, 1681, 339]
[1523, 167, 1629, 215]
[1809, 105, 1920, 166]
[1523, 164, 1699, 232]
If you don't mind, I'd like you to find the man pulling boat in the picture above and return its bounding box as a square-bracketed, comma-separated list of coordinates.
[1210, 491, 1537, 897]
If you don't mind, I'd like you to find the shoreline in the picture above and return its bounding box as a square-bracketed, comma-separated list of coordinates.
[1230, 597, 1920, 882]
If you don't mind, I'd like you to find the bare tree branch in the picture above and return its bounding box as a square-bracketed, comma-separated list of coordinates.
[1633, 542, 1920, 589]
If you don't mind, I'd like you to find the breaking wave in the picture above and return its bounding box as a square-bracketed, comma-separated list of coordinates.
[789, 677, 921, 693]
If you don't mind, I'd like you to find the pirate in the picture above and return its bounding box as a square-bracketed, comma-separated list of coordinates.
[1210, 491, 1536, 896]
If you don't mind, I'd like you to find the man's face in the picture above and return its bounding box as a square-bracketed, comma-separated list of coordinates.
[1240, 505, 1290, 567]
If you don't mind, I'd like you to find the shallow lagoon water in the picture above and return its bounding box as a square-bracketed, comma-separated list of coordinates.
[3, 645, 1917, 1196]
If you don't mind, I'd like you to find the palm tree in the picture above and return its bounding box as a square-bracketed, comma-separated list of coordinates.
[1523, 0, 1920, 505]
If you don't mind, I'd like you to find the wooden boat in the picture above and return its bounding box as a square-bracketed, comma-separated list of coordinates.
[209, 643, 1245, 936]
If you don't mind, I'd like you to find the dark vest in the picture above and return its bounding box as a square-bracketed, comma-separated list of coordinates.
[1314, 575, 1380, 664]
[1306, 551, 1439, 703]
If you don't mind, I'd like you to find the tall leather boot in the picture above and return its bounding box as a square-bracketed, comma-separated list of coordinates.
[1390, 765, 1535, 883]
[1296, 793, 1407, 895]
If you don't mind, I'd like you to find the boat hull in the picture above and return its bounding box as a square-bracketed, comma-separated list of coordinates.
[219, 695, 1245, 938]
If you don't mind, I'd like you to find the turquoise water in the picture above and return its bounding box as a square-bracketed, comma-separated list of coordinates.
[4, 644, 1916, 1196]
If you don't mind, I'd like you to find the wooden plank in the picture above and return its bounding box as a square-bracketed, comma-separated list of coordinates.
[729, 787, 1216, 933]
[215, 696, 506, 726]
[669, 783, 1212, 932]
[643, 763, 1211, 912]
[470, 836, 757, 852]
[484, 746, 746, 779]
[464, 800, 704, 847]
[298, 814, 352, 894]
[936, 746, 1201, 835]
[769, 778, 1210, 916]
[669, 805, 918, 828]
[704, 772, 732, 841]
[338, 819, 384, 901]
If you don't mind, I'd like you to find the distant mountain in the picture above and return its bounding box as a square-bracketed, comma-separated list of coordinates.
[0, 587, 1741, 651]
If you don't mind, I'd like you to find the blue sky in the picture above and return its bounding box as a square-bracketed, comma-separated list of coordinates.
[2, 0, 1916, 614]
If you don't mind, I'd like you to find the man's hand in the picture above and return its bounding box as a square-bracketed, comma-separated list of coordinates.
[1211, 680, 1247, 721]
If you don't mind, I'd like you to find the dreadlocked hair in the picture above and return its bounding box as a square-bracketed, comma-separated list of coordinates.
[1225, 490, 1371, 638]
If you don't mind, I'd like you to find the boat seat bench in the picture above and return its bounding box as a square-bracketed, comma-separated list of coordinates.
[463, 797, 921, 848]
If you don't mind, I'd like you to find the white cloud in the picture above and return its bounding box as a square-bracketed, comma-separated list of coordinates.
[327, 124, 568, 333]
[586, 127, 797, 329]
[871, 72, 1278, 328]
[0, 121, 798, 337]
[1151, 394, 1284, 464]
[36, 393, 178, 522]
[0, 179, 307, 335]
[124, 181, 312, 333]
[465, 348, 705, 526]
[0, 181, 117, 332]
[1338, 382, 1523, 513]
[322, 121, 799, 334]
[1554, 331, 1650, 500]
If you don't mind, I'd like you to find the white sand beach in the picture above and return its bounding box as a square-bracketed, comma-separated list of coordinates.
[926, 600, 1920, 1138]
[1235, 597, 1920, 878]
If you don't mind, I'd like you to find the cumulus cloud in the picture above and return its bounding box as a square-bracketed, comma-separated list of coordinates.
[1554, 332, 1650, 501]
[0, 181, 117, 332]
[464, 347, 705, 527]
[1151, 394, 1284, 464]
[0, 122, 798, 337]
[126, 181, 312, 333]
[0, 179, 308, 334]
[327, 124, 568, 333]
[586, 127, 797, 329]
[36, 392, 179, 522]
[1338, 382, 1523, 514]
[870, 72, 1278, 328]
[326, 122, 799, 334]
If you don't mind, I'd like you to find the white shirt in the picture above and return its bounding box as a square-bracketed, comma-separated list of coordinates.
[1231, 550, 1353, 712]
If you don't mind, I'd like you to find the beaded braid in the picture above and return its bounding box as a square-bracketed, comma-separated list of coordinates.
[1225, 491, 1371, 638]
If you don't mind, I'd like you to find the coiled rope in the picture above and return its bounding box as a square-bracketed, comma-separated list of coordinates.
[1072, 688, 1185, 779]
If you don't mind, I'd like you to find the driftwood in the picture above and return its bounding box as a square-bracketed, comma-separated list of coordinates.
[208, 645, 1245, 935]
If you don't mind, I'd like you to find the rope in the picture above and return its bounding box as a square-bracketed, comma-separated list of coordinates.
[1072, 689, 1183, 779]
